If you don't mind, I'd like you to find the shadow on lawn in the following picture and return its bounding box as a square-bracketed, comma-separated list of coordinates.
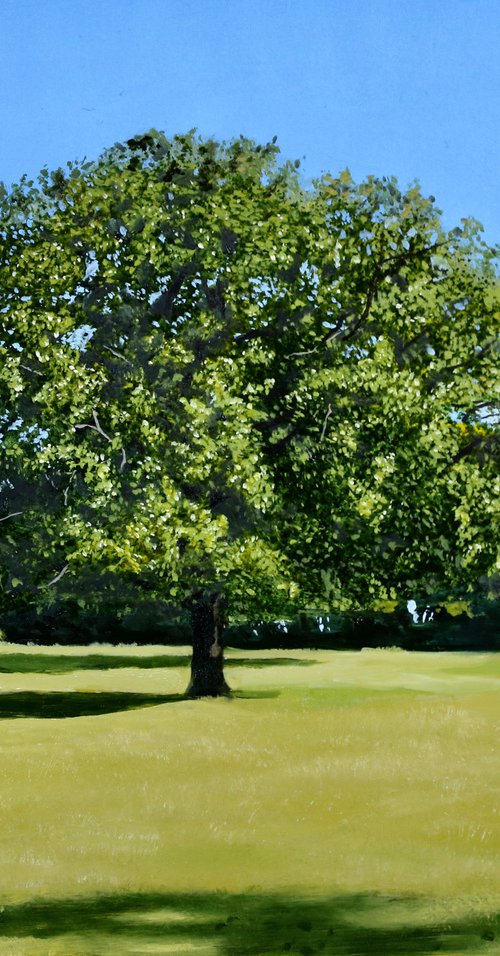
[0, 889, 496, 955]
[0, 652, 315, 676]
[0, 690, 185, 719]
[0, 688, 280, 719]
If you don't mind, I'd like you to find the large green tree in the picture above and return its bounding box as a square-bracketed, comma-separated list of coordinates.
[1, 131, 498, 692]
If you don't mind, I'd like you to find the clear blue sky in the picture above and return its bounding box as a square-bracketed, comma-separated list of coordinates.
[1, 0, 498, 242]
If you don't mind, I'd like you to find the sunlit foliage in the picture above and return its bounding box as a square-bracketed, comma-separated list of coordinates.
[0, 131, 498, 619]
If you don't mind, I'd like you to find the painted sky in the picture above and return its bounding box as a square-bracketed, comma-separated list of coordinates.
[1, 0, 498, 242]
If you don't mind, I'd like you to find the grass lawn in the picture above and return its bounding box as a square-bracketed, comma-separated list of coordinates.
[0, 642, 498, 955]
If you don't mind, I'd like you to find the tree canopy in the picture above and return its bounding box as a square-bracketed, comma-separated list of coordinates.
[0, 130, 498, 625]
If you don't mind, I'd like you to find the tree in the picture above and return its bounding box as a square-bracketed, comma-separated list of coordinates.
[260, 173, 499, 613]
[0, 131, 498, 693]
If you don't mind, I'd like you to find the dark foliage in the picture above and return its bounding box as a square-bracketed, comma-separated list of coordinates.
[1, 599, 499, 651]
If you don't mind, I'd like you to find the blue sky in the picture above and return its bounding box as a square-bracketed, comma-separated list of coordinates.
[1, 0, 498, 242]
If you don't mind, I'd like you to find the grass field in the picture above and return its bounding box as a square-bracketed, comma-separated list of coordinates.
[0, 642, 499, 955]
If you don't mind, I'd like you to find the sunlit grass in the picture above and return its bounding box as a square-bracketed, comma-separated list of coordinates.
[0, 643, 498, 954]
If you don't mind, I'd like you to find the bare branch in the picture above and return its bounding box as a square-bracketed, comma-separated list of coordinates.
[0, 511, 23, 522]
[325, 317, 349, 343]
[320, 404, 333, 442]
[74, 410, 112, 442]
[45, 564, 69, 587]
[75, 423, 97, 432]
[63, 472, 76, 506]
[286, 347, 318, 359]
[102, 345, 133, 366]
[20, 364, 43, 377]
[92, 410, 112, 442]
[119, 447, 127, 472]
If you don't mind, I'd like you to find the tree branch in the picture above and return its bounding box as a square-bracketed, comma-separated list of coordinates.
[339, 240, 448, 344]
[102, 345, 133, 366]
[425, 340, 497, 393]
[20, 364, 43, 377]
[284, 244, 446, 360]
[74, 410, 112, 442]
[286, 346, 318, 359]
[92, 410, 112, 441]
[149, 264, 195, 320]
[0, 511, 23, 522]
[44, 564, 69, 587]
[320, 404, 333, 442]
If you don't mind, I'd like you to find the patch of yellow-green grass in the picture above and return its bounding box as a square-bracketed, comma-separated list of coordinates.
[0, 643, 498, 954]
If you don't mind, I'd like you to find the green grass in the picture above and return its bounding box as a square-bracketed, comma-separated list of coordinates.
[0, 643, 498, 955]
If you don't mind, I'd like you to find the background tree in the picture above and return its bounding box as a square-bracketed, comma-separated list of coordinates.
[0, 131, 498, 692]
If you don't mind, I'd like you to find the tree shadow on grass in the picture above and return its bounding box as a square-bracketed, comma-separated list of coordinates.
[0, 652, 315, 676]
[0, 889, 496, 955]
[0, 652, 191, 675]
[0, 690, 186, 719]
[0, 688, 281, 719]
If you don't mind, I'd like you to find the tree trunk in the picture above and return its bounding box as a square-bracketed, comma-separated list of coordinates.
[186, 593, 231, 698]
